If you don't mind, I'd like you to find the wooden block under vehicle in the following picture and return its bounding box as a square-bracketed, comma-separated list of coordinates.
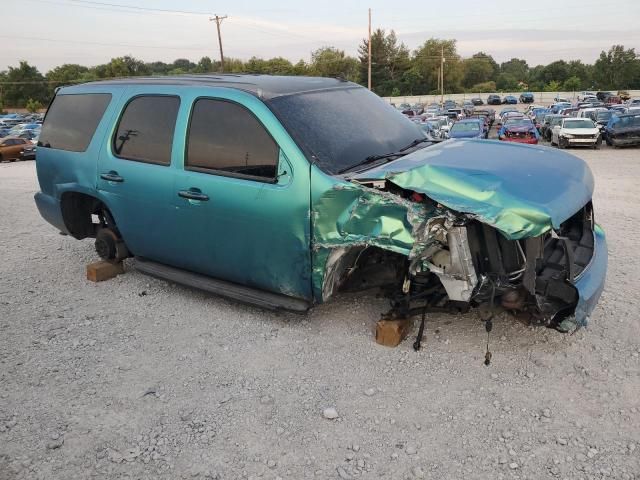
[375, 318, 412, 347]
[86, 260, 124, 282]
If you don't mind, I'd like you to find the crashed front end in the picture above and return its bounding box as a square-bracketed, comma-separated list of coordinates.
[311, 140, 607, 331]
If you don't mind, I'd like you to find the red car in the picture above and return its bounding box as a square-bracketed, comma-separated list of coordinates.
[498, 118, 539, 144]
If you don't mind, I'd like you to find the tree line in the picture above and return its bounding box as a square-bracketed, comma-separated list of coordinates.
[2, 30, 640, 109]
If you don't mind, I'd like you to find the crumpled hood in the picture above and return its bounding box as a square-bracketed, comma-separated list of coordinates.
[350, 139, 594, 239]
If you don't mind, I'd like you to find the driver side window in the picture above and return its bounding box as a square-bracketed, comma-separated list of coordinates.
[185, 98, 279, 182]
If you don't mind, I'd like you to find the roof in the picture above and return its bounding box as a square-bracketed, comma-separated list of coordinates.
[64, 74, 359, 100]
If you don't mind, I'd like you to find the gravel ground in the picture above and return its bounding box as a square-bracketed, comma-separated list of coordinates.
[1, 143, 639, 480]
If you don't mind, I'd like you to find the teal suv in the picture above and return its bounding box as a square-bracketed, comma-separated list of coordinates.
[35, 75, 606, 331]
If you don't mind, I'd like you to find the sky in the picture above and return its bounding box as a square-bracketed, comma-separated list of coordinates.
[3, 0, 640, 73]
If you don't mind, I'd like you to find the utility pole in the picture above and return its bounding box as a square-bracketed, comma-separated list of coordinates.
[440, 46, 445, 105]
[210, 15, 228, 72]
[367, 8, 372, 90]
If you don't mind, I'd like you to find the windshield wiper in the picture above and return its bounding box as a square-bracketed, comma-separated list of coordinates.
[338, 137, 432, 174]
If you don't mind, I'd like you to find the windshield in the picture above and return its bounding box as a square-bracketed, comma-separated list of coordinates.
[505, 119, 533, 127]
[268, 87, 422, 174]
[550, 117, 564, 126]
[451, 122, 480, 132]
[564, 119, 595, 129]
[596, 111, 612, 122]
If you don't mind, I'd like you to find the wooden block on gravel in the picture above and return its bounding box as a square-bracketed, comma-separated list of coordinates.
[375, 318, 412, 347]
[86, 260, 124, 282]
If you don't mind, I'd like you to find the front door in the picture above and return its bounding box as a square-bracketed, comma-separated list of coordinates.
[170, 92, 312, 301]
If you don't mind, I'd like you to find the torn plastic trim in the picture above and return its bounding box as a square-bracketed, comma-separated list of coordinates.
[420, 226, 479, 302]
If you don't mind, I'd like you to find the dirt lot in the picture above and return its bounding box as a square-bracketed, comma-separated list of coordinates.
[1, 143, 639, 480]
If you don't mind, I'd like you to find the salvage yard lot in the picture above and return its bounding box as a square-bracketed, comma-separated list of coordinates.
[1, 146, 639, 479]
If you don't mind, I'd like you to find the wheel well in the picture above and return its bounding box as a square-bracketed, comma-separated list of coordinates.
[60, 192, 110, 240]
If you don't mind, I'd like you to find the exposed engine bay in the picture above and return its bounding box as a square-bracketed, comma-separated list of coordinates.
[326, 180, 596, 332]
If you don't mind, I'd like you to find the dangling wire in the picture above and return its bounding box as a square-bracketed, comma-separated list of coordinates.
[484, 278, 496, 366]
[413, 306, 427, 351]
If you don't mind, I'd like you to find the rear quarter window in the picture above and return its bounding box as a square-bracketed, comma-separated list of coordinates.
[39, 93, 112, 152]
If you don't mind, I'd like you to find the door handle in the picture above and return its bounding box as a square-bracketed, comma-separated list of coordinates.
[100, 171, 124, 183]
[178, 189, 209, 201]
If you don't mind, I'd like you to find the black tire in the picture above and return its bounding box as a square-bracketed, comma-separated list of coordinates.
[594, 137, 602, 150]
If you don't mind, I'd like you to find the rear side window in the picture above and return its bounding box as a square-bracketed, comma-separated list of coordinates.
[39, 93, 111, 152]
[113, 95, 179, 166]
[186, 99, 278, 180]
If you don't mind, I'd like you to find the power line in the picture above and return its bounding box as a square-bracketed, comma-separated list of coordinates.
[0, 34, 209, 51]
[64, 0, 211, 15]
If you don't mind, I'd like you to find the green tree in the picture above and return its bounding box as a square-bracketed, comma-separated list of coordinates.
[562, 76, 581, 92]
[94, 56, 150, 78]
[500, 58, 529, 83]
[25, 98, 43, 113]
[544, 80, 562, 92]
[496, 73, 518, 91]
[462, 55, 494, 88]
[193, 56, 213, 73]
[263, 57, 294, 75]
[540, 60, 569, 85]
[172, 58, 196, 72]
[411, 38, 463, 94]
[309, 47, 358, 81]
[357, 29, 411, 96]
[593, 45, 640, 89]
[469, 81, 496, 93]
[3, 61, 47, 108]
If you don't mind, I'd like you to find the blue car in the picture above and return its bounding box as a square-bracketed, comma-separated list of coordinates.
[550, 102, 572, 114]
[503, 95, 518, 104]
[448, 119, 486, 139]
[519, 92, 535, 103]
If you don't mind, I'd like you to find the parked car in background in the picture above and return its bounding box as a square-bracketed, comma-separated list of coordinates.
[596, 91, 612, 101]
[503, 95, 518, 104]
[487, 94, 501, 105]
[519, 92, 534, 103]
[603, 113, 640, 147]
[498, 118, 539, 144]
[594, 110, 613, 130]
[551, 118, 601, 149]
[577, 107, 608, 121]
[578, 91, 596, 101]
[471, 97, 484, 106]
[21, 143, 37, 160]
[627, 99, 640, 106]
[541, 114, 566, 141]
[618, 90, 631, 101]
[553, 96, 570, 103]
[558, 107, 579, 117]
[0, 137, 33, 161]
[549, 102, 572, 114]
[605, 95, 622, 105]
[448, 119, 487, 139]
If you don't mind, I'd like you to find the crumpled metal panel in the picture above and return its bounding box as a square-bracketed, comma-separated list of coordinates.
[312, 184, 423, 255]
[311, 180, 433, 301]
[352, 139, 595, 240]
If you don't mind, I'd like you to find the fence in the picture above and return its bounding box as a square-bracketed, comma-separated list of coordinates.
[383, 90, 640, 106]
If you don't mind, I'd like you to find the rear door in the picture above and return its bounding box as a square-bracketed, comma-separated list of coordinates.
[96, 88, 182, 264]
[170, 90, 312, 301]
